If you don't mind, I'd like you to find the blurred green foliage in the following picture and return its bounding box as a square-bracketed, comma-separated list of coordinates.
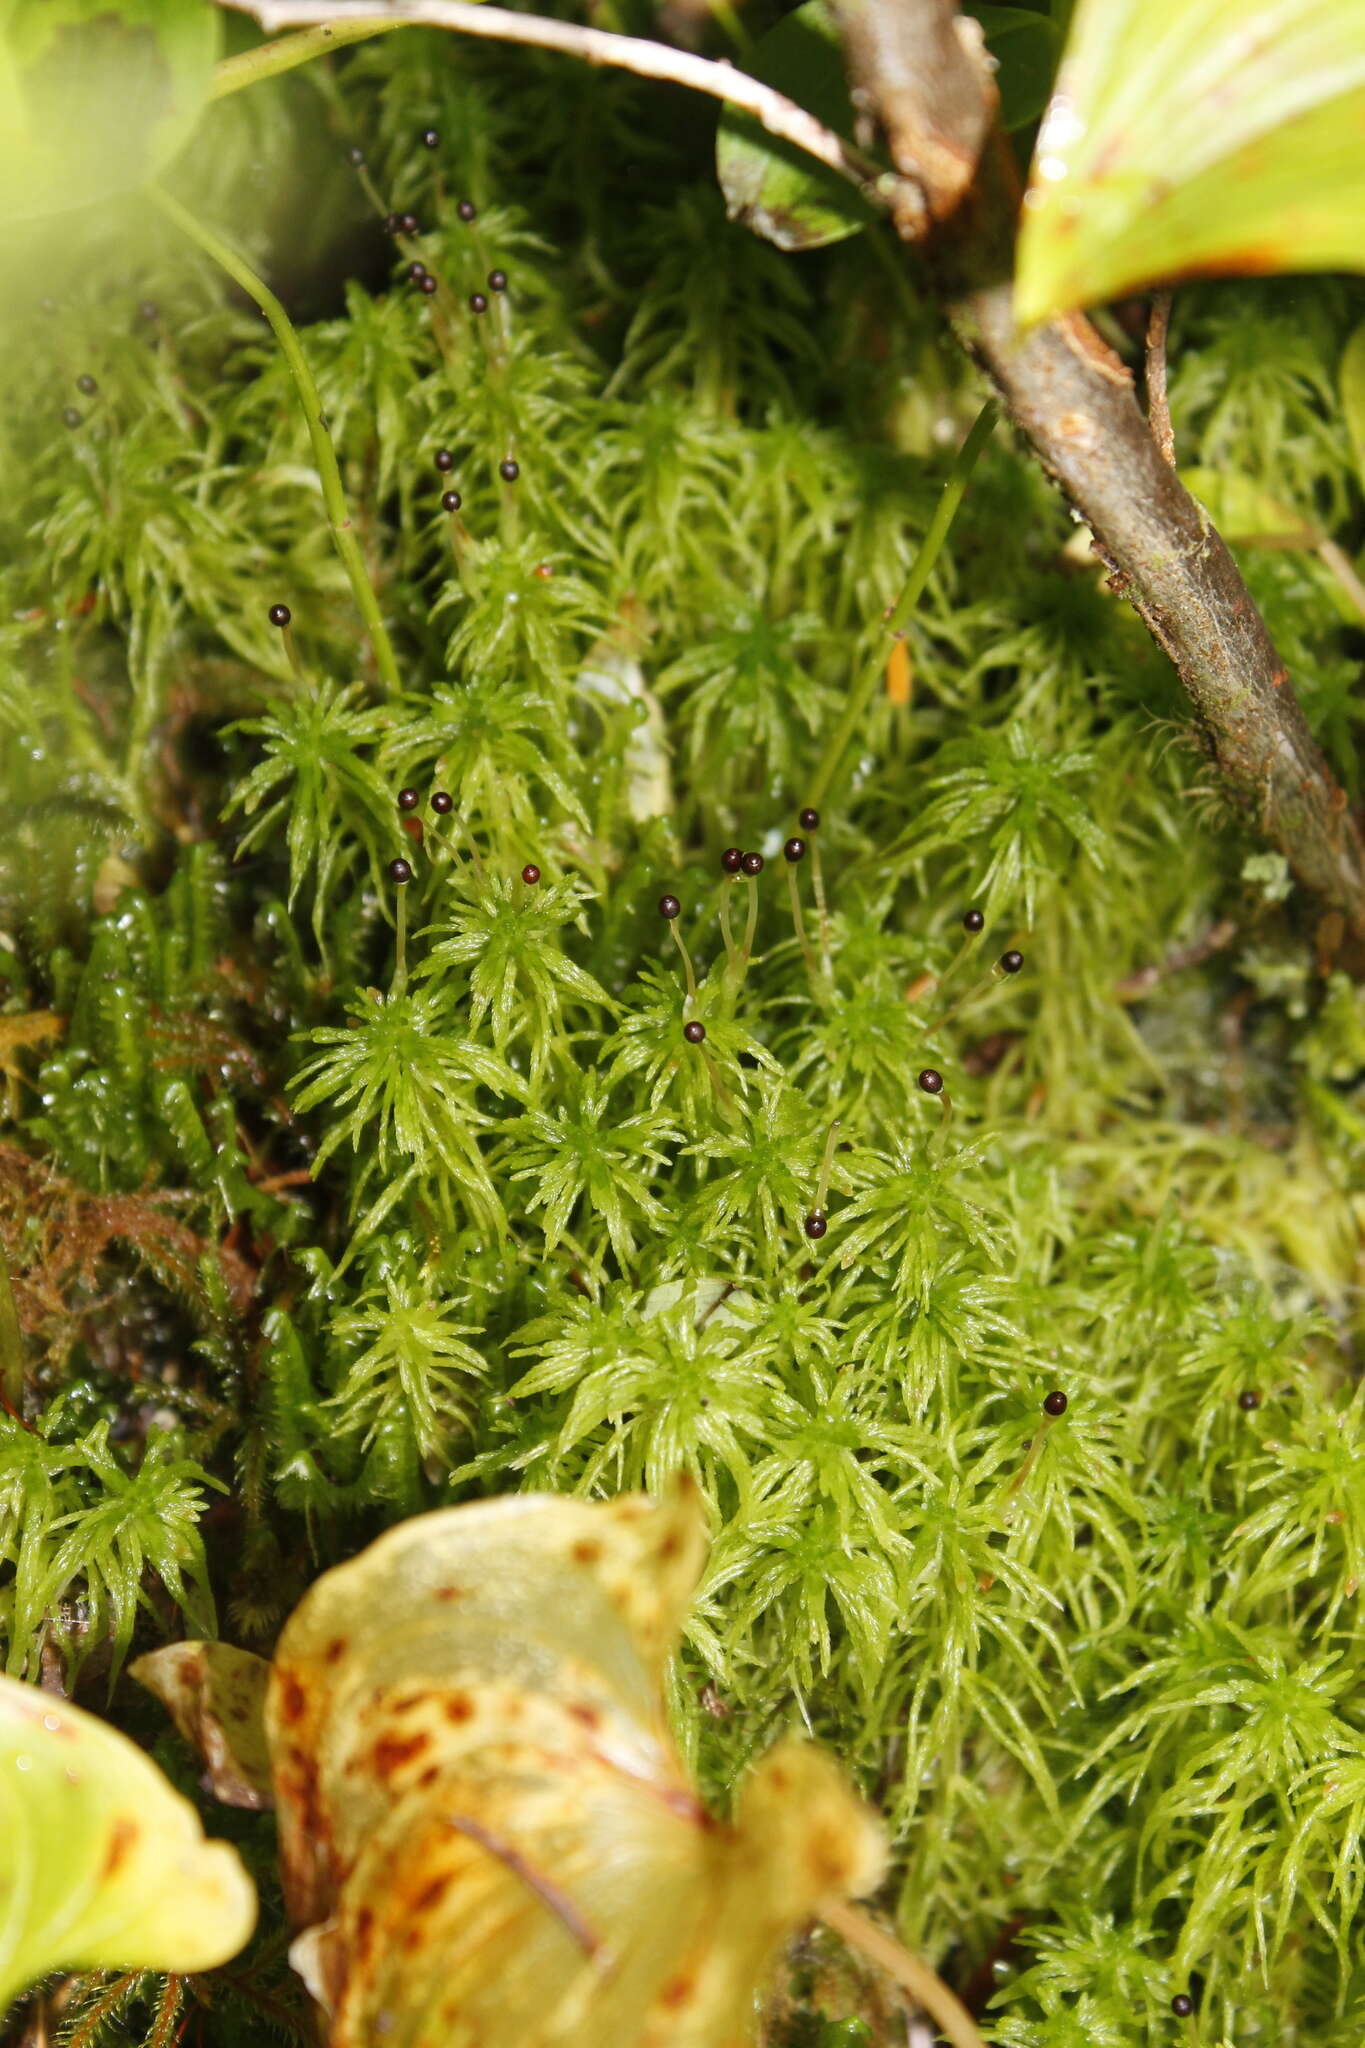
[0, 12, 1364, 2046]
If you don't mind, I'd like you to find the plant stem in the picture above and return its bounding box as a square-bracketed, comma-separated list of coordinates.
[819, 1899, 987, 2048]
[219, 0, 907, 214]
[148, 185, 403, 699]
[210, 21, 404, 99]
[809, 398, 997, 808]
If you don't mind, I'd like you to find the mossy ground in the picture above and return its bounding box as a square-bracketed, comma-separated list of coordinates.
[2, 17, 1365, 2046]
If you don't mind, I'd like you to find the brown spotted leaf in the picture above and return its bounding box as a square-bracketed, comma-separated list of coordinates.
[266, 1480, 885, 2047]
[132, 1641, 275, 1810]
[0, 1673, 255, 2014]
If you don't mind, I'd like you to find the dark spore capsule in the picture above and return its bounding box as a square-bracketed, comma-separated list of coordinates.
[963, 907, 985, 932]
[420, 127, 440, 148]
[721, 847, 744, 874]
[457, 199, 477, 222]
[521, 863, 541, 886]
[683, 1020, 706, 1044]
[61, 407, 83, 429]
[1043, 1390, 1068, 1417]
[346, 144, 366, 167]
[1000, 949, 1024, 974]
[499, 458, 520, 482]
[783, 836, 806, 863]
[388, 857, 414, 884]
[469, 292, 489, 315]
[418, 274, 439, 296]
[400, 212, 421, 236]
[488, 269, 508, 292]
[384, 212, 401, 235]
[658, 894, 681, 921]
[1171, 1996, 1193, 2020]
[803, 1212, 828, 1241]
[741, 851, 764, 877]
[1238, 1389, 1261, 1411]
[441, 490, 463, 514]
[408, 260, 430, 284]
[431, 791, 454, 815]
[434, 448, 455, 473]
[917, 1068, 944, 1095]
[268, 603, 292, 628]
[75, 373, 98, 396]
[798, 807, 820, 831]
[397, 788, 420, 813]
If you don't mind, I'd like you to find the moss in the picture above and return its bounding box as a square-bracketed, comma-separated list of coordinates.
[1, 22, 1364, 2047]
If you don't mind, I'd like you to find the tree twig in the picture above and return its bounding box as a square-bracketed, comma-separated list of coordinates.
[1145, 290, 1176, 467]
[835, 0, 1365, 946]
[216, 0, 903, 213]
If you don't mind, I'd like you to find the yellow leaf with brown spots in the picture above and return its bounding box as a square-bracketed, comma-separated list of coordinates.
[266, 1479, 886, 2047]
[131, 1640, 275, 1811]
[0, 1673, 256, 2016]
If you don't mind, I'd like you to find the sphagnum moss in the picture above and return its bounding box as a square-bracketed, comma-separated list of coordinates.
[0, 22, 1364, 2048]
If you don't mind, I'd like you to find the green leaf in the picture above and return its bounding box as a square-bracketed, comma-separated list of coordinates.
[962, 5, 1060, 132]
[0, 1673, 255, 2013]
[1342, 324, 1365, 488]
[1014, 0, 1365, 325]
[716, 0, 876, 253]
[0, 0, 223, 227]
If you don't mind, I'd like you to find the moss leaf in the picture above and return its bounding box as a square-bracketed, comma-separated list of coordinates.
[0, 1673, 256, 2014]
[266, 1479, 885, 2046]
[1341, 322, 1365, 488]
[1015, 0, 1365, 324]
